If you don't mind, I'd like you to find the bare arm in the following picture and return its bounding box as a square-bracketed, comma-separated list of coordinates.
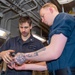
[8, 62, 47, 71]
[23, 62, 47, 71]
[24, 33, 67, 61]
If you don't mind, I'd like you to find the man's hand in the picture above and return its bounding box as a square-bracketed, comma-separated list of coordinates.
[0, 50, 15, 63]
[8, 63, 26, 70]
[14, 53, 26, 65]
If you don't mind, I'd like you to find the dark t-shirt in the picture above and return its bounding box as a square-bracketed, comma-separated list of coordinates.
[46, 13, 75, 71]
[0, 35, 44, 75]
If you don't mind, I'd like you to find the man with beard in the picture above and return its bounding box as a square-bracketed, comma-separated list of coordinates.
[0, 16, 47, 75]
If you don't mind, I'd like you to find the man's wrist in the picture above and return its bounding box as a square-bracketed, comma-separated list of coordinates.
[14, 53, 27, 65]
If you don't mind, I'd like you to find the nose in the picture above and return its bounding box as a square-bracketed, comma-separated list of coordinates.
[41, 18, 44, 23]
[22, 28, 26, 31]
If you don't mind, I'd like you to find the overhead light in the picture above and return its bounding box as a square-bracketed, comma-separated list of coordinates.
[0, 28, 10, 39]
[57, 0, 73, 4]
[32, 33, 46, 43]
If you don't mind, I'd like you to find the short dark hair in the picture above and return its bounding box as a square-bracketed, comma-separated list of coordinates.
[19, 16, 32, 26]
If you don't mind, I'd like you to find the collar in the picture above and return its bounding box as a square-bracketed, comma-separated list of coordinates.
[17, 35, 34, 44]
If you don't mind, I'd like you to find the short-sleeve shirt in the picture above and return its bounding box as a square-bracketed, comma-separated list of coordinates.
[46, 13, 75, 71]
[0, 35, 44, 75]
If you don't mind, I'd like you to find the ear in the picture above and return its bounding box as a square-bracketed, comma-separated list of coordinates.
[49, 7, 53, 13]
[30, 25, 32, 29]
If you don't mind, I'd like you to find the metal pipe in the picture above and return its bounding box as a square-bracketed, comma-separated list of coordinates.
[29, 11, 40, 19]
[6, 0, 38, 12]
[4, 0, 38, 29]
[17, 0, 24, 5]
[19, 0, 32, 6]
[2, 8, 10, 13]
[35, 0, 42, 6]
[42, 0, 46, 3]
[0, 6, 8, 9]
[62, 5, 64, 12]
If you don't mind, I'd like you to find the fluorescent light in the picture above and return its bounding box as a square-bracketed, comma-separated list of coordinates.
[32, 33, 46, 43]
[57, 0, 73, 4]
[0, 30, 6, 36]
[0, 28, 10, 39]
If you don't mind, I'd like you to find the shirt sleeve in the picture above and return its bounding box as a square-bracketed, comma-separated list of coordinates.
[50, 17, 75, 38]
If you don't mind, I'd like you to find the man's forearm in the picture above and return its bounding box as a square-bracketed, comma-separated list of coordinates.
[25, 47, 47, 61]
[25, 63, 47, 71]
[14, 47, 47, 65]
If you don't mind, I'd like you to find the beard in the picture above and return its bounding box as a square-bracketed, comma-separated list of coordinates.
[21, 31, 29, 37]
